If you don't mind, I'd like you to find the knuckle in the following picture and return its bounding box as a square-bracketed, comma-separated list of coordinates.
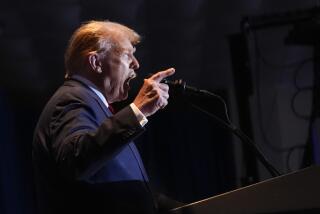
[145, 79, 153, 85]
[162, 84, 169, 91]
[151, 87, 159, 95]
[154, 93, 160, 99]
[152, 87, 160, 96]
[163, 84, 169, 90]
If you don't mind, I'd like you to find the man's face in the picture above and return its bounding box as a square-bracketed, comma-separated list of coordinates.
[100, 36, 139, 103]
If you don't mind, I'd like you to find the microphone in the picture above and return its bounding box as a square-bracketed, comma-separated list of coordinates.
[160, 77, 225, 103]
[161, 78, 208, 95]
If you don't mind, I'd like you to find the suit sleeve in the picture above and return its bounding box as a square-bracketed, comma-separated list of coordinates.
[50, 98, 145, 181]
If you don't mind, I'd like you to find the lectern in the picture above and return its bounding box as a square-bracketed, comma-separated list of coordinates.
[168, 166, 320, 214]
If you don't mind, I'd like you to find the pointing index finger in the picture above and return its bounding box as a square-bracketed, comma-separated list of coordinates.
[150, 68, 175, 83]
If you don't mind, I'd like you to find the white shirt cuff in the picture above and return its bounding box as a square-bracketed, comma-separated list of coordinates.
[130, 103, 148, 127]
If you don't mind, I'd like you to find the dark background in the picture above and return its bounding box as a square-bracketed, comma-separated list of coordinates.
[0, 0, 319, 213]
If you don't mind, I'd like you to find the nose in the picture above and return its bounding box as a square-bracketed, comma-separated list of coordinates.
[130, 55, 139, 70]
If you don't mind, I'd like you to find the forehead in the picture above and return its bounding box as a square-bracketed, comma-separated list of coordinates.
[111, 34, 135, 53]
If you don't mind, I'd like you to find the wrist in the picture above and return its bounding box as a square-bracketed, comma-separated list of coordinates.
[133, 100, 146, 116]
[130, 103, 148, 126]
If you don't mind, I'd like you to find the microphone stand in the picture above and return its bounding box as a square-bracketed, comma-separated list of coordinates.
[192, 90, 281, 177]
[164, 79, 281, 177]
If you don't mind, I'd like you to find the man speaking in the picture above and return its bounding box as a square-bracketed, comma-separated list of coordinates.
[32, 20, 175, 214]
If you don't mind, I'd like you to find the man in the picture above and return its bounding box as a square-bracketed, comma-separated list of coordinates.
[32, 20, 175, 214]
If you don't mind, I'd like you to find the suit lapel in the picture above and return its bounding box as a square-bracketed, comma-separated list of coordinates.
[64, 77, 112, 117]
[93, 96, 113, 117]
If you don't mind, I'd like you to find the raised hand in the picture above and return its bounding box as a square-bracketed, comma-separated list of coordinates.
[133, 68, 175, 117]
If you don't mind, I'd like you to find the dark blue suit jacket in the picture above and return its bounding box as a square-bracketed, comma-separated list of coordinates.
[32, 77, 157, 214]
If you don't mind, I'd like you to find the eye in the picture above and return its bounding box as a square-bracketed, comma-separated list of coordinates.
[123, 52, 133, 62]
[122, 52, 129, 58]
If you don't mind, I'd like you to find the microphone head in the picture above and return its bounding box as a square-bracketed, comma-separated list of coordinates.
[161, 78, 186, 90]
[161, 78, 202, 94]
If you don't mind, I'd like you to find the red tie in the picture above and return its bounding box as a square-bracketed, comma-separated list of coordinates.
[108, 105, 115, 114]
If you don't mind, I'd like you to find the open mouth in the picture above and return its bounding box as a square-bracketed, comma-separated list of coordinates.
[124, 73, 137, 89]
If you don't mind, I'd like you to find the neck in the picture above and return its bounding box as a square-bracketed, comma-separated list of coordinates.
[76, 71, 113, 102]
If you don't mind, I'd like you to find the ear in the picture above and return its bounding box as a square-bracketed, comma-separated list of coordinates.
[88, 52, 102, 74]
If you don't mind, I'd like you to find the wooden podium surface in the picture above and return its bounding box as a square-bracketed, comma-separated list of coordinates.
[168, 166, 320, 214]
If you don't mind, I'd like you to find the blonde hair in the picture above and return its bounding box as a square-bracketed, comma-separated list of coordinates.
[64, 20, 140, 78]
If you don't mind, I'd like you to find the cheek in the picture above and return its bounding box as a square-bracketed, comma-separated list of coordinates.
[110, 68, 127, 94]
[107, 63, 123, 81]
[116, 61, 130, 82]
[105, 57, 130, 91]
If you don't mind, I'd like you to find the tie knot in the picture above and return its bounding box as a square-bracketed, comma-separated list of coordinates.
[108, 105, 115, 114]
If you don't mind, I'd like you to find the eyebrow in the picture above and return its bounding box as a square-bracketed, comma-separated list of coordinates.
[120, 45, 135, 54]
